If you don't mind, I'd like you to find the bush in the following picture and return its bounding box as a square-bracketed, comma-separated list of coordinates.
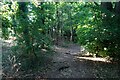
[76, 13, 120, 59]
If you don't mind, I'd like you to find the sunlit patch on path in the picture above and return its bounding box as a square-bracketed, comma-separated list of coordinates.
[47, 43, 119, 78]
[52, 44, 81, 55]
[76, 57, 111, 62]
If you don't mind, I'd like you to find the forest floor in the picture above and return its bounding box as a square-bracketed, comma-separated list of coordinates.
[2, 39, 120, 79]
[42, 42, 120, 78]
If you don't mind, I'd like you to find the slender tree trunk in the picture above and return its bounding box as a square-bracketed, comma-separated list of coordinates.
[55, 2, 60, 45]
[115, 2, 120, 15]
[61, 23, 64, 41]
[70, 26, 73, 42]
[69, 7, 73, 42]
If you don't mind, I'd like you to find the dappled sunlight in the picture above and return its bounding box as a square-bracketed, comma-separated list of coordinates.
[2, 1, 120, 78]
[52, 45, 81, 55]
[2, 40, 16, 47]
[41, 49, 47, 52]
[76, 56, 111, 63]
[53, 45, 68, 53]
[4, 39, 13, 44]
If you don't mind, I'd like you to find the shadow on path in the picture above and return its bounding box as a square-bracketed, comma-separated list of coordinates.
[2, 40, 120, 78]
[43, 43, 120, 78]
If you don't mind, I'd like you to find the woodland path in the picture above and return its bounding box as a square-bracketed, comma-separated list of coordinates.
[38, 42, 120, 78]
[2, 40, 120, 78]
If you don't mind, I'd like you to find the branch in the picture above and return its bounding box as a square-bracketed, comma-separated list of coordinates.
[94, 2, 99, 6]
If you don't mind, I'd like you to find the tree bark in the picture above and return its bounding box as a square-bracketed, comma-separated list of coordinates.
[55, 2, 60, 45]
[115, 2, 120, 15]
[70, 26, 73, 42]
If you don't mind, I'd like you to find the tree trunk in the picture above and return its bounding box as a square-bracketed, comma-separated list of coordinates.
[55, 2, 60, 45]
[70, 26, 73, 42]
[115, 2, 120, 15]
[101, 2, 113, 11]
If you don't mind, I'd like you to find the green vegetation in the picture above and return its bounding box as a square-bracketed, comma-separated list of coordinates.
[76, 2, 120, 59]
[1, 1, 120, 74]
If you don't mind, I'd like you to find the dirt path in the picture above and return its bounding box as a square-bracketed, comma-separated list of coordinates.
[40, 43, 120, 78]
[2, 40, 120, 78]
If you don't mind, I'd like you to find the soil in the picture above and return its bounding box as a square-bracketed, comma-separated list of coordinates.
[42, 43, 120, 78]
[2, 40, 120, 79]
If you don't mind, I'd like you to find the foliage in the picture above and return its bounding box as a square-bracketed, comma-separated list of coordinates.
[76, 2, 120, 59]
[1, 2, 120, 72]
[1, 2, 55, 70]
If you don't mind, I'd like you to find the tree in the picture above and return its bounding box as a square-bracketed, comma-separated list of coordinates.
[76, 2, 120, 59]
